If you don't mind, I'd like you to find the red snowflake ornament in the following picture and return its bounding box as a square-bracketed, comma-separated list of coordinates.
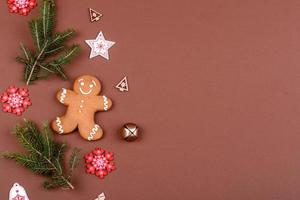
[85, 147, 116, 179]
[1, 86, 32, 115]
[7, 0, 37, 16]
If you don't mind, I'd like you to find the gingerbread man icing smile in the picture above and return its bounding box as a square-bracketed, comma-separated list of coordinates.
[51, 75, 112, 141]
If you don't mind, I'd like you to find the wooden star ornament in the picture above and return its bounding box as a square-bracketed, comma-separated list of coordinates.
[85, 32, 115, 60]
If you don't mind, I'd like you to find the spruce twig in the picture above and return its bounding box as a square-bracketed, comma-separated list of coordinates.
[1, 120, 80, 190]
[16, 0, 80, 85]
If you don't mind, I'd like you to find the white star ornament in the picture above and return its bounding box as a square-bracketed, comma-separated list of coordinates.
[85, 32, 115, 60]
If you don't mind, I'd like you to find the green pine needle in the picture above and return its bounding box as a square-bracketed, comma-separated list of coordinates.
[17, 0, 80, 85]
[1, 120, 80, 190]
[69, 148, 80, 177]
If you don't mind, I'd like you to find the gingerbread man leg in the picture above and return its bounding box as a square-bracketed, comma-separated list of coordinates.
[78, 121, 104, 141]
[51, 115, 78, 134]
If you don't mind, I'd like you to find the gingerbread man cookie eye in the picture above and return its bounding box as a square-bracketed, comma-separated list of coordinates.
[80, 82, 84, 86]
[89, 84, 94, 88]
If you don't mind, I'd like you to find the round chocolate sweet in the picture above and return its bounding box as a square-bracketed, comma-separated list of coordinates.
[120, 123, 139, 141]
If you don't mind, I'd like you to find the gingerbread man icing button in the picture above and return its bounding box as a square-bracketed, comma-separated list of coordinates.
[51, 75, 112, 141]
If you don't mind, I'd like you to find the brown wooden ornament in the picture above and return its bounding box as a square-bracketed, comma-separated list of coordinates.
[89, 8, 103, 22]
[115, 76, 129, 92]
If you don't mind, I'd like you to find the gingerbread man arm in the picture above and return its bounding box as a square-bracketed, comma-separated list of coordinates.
[95, 95, 112, 111]
[56, 88, 77, 105]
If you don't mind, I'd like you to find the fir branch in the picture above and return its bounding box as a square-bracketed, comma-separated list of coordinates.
[26, 40, 49, 85]
[17, 0, 80, 85]
[1, 120, 80, 190]
[41, 124, 53, 159]
[37, 63, 55, 73]
[50, 30, 75, 47]
[20, 43, 32, 61]
[2, 153, 54, 176]
[53, 142, 66, 163]
[41, 0, 54, 39]
[44, 46, 65, 56]
[29, 19, 43, 51]
[69, 148, 80, 176]
[16, 56, 28, 64]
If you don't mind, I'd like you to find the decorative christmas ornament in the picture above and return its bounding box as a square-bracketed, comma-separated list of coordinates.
[115, 76, 129, 92]
[95, 192, 105, 200]
[85, 147, 116, 179]
[16, 0, 80, 85]
[51, 75, 113, 141]
[89, 8, 103, 22]
[7, 0, 37, 16]
[85, 32, 115, 60]
[1, 86, 31, 116]
[9, 183, 29, 200]
[2, 120, 80, 190]
[121, 123, 140, 141]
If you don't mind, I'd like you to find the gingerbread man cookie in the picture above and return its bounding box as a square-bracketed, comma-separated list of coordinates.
[51, 75, 112, 141]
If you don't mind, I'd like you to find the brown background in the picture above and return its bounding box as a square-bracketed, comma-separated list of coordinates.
[0, 0, 300, 199]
